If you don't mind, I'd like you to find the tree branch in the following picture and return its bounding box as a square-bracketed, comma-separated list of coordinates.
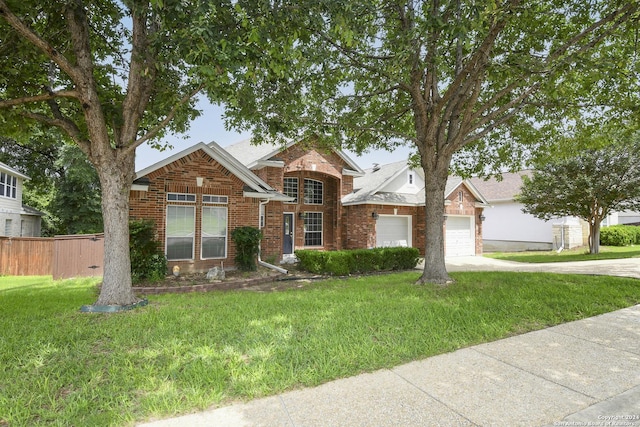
[122, 84, 204, 156]
[0, 0, 82, 83]
[0, 90, 80, 108]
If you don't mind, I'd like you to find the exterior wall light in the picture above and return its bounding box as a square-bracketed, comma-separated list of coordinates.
[479, 214, 486, 222]
[372, 212, 379, 220]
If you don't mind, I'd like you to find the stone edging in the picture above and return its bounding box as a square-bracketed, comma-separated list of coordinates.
[132, 273, 285, 295]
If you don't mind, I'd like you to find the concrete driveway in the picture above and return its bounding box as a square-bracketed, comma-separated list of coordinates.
[442, 256, 640, 279]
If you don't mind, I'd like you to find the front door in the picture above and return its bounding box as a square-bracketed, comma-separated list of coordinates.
[283, 213, 294, 256]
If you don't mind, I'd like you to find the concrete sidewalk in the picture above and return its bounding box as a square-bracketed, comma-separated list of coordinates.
[139, 305, 640, 426]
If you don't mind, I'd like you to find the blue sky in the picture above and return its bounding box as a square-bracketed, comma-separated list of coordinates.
[134, 99, 412, 172]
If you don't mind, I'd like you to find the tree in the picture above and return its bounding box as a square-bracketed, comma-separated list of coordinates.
[0, 1, 300, 306]
[225, 0, 639, 284]
[517, 136, 640, 254]
[0, 136, 103, 235]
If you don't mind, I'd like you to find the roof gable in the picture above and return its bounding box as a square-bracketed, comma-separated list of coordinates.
[134, 142, 283, 197]
[344, 160, 489, 206]
[222, 138, 365, 176]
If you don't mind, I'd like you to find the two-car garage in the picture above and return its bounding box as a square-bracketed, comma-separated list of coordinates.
[376, 214, 475, 257]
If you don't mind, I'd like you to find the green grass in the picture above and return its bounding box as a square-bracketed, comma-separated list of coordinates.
[1, 272, 639, 426]
[486, 245, 640, 263]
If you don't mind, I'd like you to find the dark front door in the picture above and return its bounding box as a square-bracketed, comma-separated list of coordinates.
[283, 213, 294, 255]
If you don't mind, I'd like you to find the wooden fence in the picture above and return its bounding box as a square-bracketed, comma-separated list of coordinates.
[0, 237, 53, 276]
[0, 234, 104, 278]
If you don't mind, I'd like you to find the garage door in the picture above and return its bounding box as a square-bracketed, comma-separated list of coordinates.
[376, 216, 411, 247]
[446, 216, 474, 256]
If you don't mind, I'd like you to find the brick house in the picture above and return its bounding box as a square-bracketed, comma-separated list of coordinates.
[130, 139, 488, 273]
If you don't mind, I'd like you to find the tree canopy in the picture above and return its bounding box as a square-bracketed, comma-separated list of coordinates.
[0, 137, 102, 235]
[224, 0, 640, 283]
[0, 0, 303, 306]
[518, 135, 640, 254]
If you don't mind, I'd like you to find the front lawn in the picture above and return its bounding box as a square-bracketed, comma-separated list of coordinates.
[1, 272, 639, 426]
[486, 245, 640, 263]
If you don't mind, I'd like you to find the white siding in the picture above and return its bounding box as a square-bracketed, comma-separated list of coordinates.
[482, 201, 554, 244]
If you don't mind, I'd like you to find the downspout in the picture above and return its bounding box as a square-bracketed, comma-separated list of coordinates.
[258, 199, 288, 274]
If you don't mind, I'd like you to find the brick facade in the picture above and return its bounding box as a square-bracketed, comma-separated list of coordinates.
[130, 149, 262, 273]
[342, 183, 484, 257]
[254, 145, 354, 255]
[131, 142, 485, 274]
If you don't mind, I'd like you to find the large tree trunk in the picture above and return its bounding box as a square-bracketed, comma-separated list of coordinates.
[417, 158, 452, 285]
[93, 150, 139, 306]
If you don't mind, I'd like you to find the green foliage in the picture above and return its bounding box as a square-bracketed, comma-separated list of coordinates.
[231, 226, 263, 271]
[295, 247, 420, 275]
[129, 219, 167, 283]
[600, 225, 640, 247]
[518, 136, 640, 253]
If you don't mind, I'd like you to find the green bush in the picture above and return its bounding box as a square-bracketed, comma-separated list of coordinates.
[129, 219, 167, 283]
[231, 226, 263, 271]
[295, 247, 420, 275]
[600, 225, 640, 246]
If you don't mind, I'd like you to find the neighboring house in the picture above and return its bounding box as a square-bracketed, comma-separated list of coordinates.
[0, 162, 42, 237]
[470, 171, 590, 252]
[130, 139, 489, 273]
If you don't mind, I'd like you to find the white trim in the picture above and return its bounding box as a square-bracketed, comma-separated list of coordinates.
[131, 184, 149, 191]
[342, 168, 365, 177]
[0, 162, 29, 181]
[254, 160, 285, 169]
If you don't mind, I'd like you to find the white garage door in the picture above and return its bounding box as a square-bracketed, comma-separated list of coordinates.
[446, 216, 474, 256]
[376, 216, 411, 247]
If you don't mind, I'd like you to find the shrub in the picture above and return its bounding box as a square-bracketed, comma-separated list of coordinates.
[231, 226, 263, 271]
[295, 247, 420, 275]
[129, 219, 167, 283]
[600, 225, 639, 246]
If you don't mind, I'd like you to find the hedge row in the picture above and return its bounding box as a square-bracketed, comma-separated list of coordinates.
[295, 247, 421, 276]
[600, 225, 640, 246]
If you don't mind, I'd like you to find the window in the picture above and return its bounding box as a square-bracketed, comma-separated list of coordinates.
[303, 179, 323, 205]
[166, 205, 195, 260]
[408, 171, 414, 185]
[202, 206, 227, 259]
[167, 193, 196, 202]
[203, 195, 228, 204]
[283, 177, 298, 203]
[458, 191, 464, 202]
[0, 172, 17, 199]
[304, 212, 323, 246]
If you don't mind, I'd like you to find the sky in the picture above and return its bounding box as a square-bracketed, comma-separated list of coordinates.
[134, 99, 413, 172]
